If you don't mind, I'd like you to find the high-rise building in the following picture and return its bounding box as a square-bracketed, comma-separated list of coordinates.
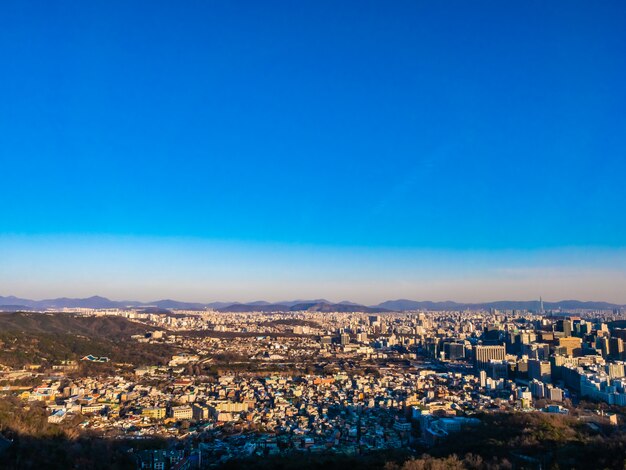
[528, 359, 552, 383]
[521, 343, 550, 360]
[443, 342, 465, 361]
[557, 337, 582, 357]
[546, 385, 563, 402]
[192, 404, 211, 420]
[489, 360, 509, 379]
[609, 337, 625, 360]
[597, 337, 610, 358]
[530, 379, 545, 398]
[607, 362, 625, 379]
[474, 345, 506, 370]
[557, 319, 573, 337]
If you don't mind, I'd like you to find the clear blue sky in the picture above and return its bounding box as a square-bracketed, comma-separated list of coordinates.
[1, 1, 625, 302]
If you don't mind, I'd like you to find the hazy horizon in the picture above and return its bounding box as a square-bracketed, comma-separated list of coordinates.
[1, 292, 624, 307]
[2, 235, 625, 305]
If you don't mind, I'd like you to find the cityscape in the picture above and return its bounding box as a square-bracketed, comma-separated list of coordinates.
[1, 298, 626, 468]
[2, 0, 626, 469]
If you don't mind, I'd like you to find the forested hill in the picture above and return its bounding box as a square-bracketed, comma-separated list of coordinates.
[0, 312, 176, 368]
[0, 312, 153, 338]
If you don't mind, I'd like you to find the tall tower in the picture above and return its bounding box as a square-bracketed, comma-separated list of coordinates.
[539, 297, 544, 315]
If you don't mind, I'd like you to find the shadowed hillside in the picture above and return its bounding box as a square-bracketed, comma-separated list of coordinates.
[0, 312, 179, 368]
[0, 312, 151, 338]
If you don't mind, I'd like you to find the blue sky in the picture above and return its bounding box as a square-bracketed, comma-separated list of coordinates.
[1, 1, 625, 302]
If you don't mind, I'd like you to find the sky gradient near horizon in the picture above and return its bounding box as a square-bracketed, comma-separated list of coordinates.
[1, 1, 625, 302]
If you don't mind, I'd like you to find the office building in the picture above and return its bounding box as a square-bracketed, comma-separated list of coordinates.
[474, 345, 506, 370]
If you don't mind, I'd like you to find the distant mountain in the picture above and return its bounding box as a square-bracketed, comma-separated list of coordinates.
[376, 300, 462, 311]
[276, 299, 332, 307]
[0, 295, 623, 312]
[0, 296, 41, 309]
[0, 295, 204, 311]
[0, 295, 131, 310]
[374, 299, 625, 311]
[42, 295, 130, 309]
[205, 301, 238, 309]
[0, 305, 34, 311]
[291, 302, 389, 313]
[148, 299, 207, 310]
[218, 303, 291, 313]
[218, 302, 389, 313]
[543, 300, 621, 310]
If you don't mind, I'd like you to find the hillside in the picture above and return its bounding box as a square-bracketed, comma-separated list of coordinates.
[0, 312, 151, 338]
[0, 313, 177, 368]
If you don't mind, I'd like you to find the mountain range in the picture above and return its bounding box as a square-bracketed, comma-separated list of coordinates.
[0, 295, 624, 313]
